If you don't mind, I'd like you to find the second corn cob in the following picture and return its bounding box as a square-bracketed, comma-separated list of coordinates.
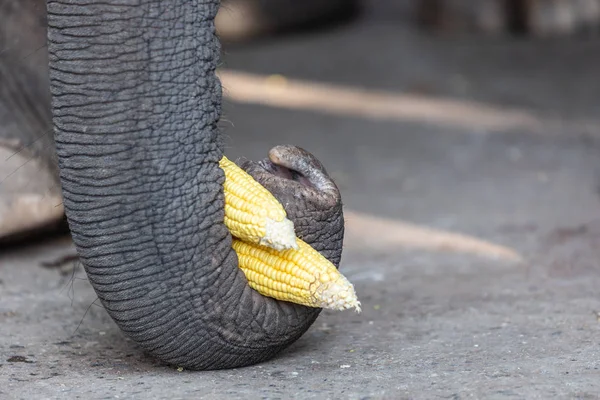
[232, 237, 361, 312]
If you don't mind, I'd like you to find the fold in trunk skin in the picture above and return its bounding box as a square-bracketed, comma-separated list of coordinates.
[47, 0, 324, 370]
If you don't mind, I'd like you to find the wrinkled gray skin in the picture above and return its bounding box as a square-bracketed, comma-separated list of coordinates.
[240, 146, 345, 265]
[1, 0, 345, 370]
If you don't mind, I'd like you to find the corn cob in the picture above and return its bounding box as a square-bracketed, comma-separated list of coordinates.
[219, 156, 298, 251]
[232, 237, 361, 312]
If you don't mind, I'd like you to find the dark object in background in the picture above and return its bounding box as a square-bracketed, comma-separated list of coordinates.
[217, 0, 362, 42]
[417, 0, 600, 36]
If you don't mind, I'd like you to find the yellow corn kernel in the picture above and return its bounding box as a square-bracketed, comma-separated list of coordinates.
[232, 237, 361, 312]
[220, 156, 297, 251]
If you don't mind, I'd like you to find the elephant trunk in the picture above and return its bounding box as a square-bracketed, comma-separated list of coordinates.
[47, 0, 318, 370]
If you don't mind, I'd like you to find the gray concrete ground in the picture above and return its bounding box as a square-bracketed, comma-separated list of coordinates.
[2, 2, 600, 399]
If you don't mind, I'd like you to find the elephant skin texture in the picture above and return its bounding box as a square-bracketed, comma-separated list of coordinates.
[5, 0, 349, 370]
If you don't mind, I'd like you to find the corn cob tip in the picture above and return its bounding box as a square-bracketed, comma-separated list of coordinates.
[313, 276, 361, 313]
[259, 217, 298, 251]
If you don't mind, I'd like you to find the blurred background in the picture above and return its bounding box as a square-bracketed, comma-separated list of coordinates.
[2, 0, 600, 397]
[216, 0, 600, 256]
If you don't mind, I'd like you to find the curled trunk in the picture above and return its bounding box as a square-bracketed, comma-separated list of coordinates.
[47, 0, 340, 370]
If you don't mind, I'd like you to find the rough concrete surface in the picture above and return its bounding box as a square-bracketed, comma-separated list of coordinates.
[1, 1, 600, 399]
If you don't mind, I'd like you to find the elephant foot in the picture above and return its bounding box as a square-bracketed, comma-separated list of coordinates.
[0, 141, 65, 244]
[216, 0, 361, 43]
[418, 0, 600, 36]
